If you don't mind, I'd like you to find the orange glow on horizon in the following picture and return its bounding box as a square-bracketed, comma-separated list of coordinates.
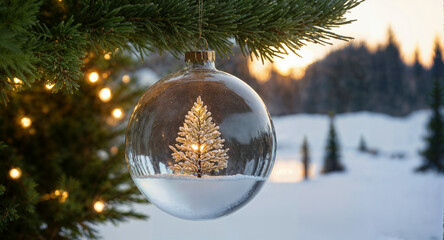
[269, 160, 316, 183]
[249, 0, 442, 80]
[248, 48, 314, 82]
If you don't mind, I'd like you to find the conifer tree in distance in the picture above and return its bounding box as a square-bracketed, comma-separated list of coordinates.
[322, 112, 344, 174]
[417, 41, 444, 173]
[301, 136, 310, 180]
[359, 135, 368, 152]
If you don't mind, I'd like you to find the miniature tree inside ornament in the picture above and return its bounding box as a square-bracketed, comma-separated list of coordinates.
[125, 50, 276, 220]
[169, 96, 229, 178]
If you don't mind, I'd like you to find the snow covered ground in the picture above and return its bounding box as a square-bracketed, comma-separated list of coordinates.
[98, 110, 443, 240]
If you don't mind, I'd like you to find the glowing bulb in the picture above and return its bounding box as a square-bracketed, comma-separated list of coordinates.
[110, 146, 118, 155]
[98, 88, 112, 102]
[200, 145, 204, 151]
[9, 167, 22, 179]
[101, 72, 109, 79]
[104, 53, 111, 60]
[13, 77, 22, 84]
[88, 72, 99, 83]
[122, 75, 130, 83]
[60, 191, 69, 202]
[94, 201, 105, 213]
[191, 144, 198, 151]
[112, 108, 123, 119]
[20, 117, 32, 128]
[45, 83, 55, 90]
[54, 190, 61, 196]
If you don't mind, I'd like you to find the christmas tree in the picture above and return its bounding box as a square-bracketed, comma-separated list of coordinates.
[321, 112, 344, 174]
[0, 53, 148, 239]
[300, 136, 310, 180]
[169, 96, 229, 178]
[0, 0, 361, 103]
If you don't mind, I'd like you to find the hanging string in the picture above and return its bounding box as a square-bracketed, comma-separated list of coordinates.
[198, 0, 202, 39]
[195, 0, 208, 50]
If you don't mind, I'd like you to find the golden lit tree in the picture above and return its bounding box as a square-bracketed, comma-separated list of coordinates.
[169, 96, 229, 178]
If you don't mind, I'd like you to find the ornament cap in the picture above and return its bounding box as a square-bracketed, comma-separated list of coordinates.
[185, 50, 215, 63]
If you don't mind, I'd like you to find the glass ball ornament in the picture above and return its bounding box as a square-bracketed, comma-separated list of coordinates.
[125, 50, 276, 220]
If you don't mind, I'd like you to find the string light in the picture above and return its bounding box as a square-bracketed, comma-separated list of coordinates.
[88, 72, 99, 83]
[101, 72, 109, 79]
[9, 167, 22, 179]
[58, 190, 69, 203]
[110, 146, 118, 155]
[20, 117, 32, 128]
[93, 200, 105, 213]
[45, 83, 55, 90]
[41, 189, 69, 202]
[13, 77, 22, 84]
[104, 53, 111, 60]
[122, 74, 130, 83]
[112, 108, 123, 119]
[98, 88, 112, 102]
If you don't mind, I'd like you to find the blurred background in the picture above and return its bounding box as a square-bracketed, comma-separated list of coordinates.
[2, 0, 443, 239]
[96, 0, 444, 239]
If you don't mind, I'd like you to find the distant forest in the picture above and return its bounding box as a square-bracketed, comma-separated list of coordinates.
[145, 31, 443, 116]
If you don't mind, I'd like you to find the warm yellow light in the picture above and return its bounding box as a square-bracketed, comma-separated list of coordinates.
[273, 49, 314, 80]
[101, 72, 109, 79]
[20, 117, 32, 128]
[94, 201, 105, 213]
[104, 53, 111, 60]
[45, 83, 55, 90]
[60, 190, 68, 203]
[88, 72, 99, 83]
[269, 160, 317, 183]
[248, 59, 272, 83]
[112, 108, 123, 119]
[98, 88, 112, 102]
[9, 167, 22, 179]
[191, 144, 199, 151]
[54, 190, 61, 196]
[110, 146, 118, 155]
[200, 145, 205, 152]
[247, 48, 314, 82]
[13, 77, 23, 84]
[122, 74, 130, 83]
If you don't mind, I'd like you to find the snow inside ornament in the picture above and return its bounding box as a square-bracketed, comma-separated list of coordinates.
[125, 50, 276, 220]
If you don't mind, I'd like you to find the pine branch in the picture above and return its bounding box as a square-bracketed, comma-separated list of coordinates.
[0, 0, 362, 103]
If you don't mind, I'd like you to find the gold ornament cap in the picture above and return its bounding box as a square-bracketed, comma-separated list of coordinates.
[185, 50, 215, 63]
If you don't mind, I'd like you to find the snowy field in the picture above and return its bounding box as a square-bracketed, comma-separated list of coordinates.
[98, 110, 443, 240]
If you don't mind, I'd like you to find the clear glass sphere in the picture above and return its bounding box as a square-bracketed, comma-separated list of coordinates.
[125, 56, 276, 220]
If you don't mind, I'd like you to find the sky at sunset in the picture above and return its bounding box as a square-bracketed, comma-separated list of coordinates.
[251, 0, 444, 81]
[315, 0, 444, 67]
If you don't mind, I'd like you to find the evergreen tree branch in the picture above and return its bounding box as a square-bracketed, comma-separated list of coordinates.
[0, 0, 362, 102]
